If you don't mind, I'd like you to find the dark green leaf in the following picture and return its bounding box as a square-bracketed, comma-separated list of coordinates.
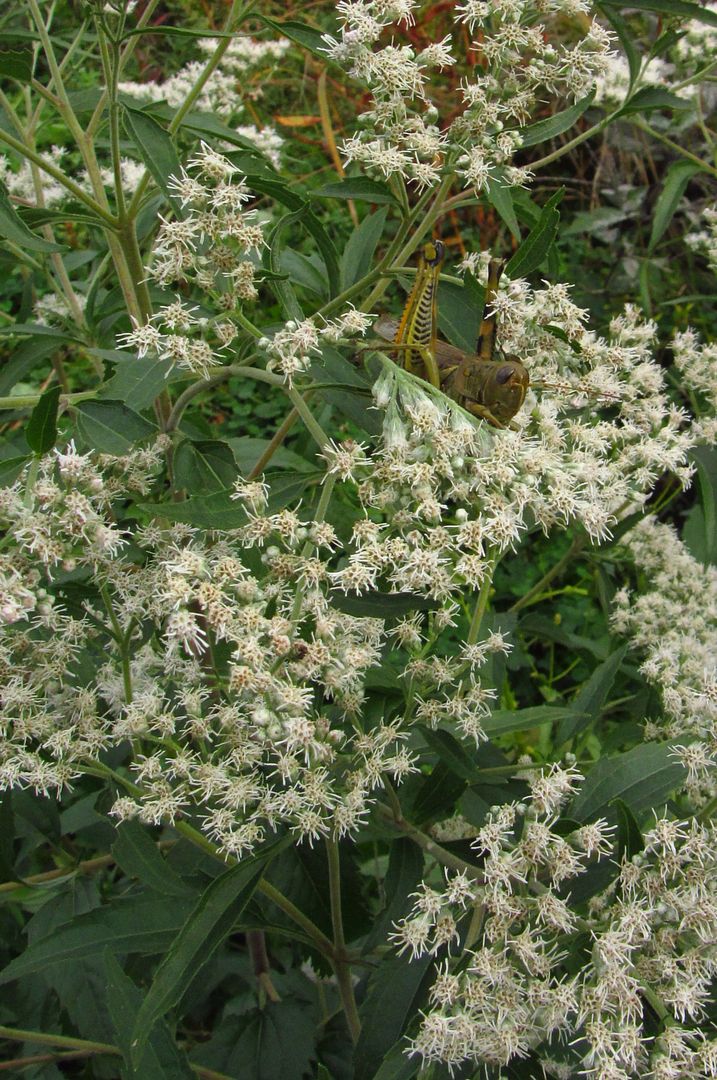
[0, 44, 33, 83]
[486, 177, 520, 240]
[436, 274, 483, 353]
[601, 0, 717, 26]
[192, 999, 317, 1080]
[173, 439, 238, 494]
[105, 953, 195, 1080]
[418, 726, 480, 782]
[0, 454, 29, 486]
[0, 896, 195, 983]
[26, 384, 61, 454]
[411, 762, 467, 825]
[688, 445, 717, 565]
[483, 705, 585, 738]
[75, 400, 156, 454]
[649, 160, 703, 252]
[506, 189, 564, 279]
[256, 16, 327, 58]
[371, 1044, 419, 1080]
[0, 337, 63, 396]
[614, 798, 644, 862]
[123, 106, 182, 201]
[570, 742, 686, 823]
[595, 5, 641, 86]
[246, 174, 340, 294]
[228, 436, 315, 475]
[363, 839, 424, 953]
[557, 645, 628, 743]
[341, 208, 388, 290]
[112, 820, 192, 898]
[520, 92, 596, 147]
[100, 355, 173, 411]
[354, 952, 434, 1080]
[0, 791, 15, 881]
[139, 490, 248, 529]
[0, 322, 74, 339]
[265, 208, 307, 321]
[0, 179, 65, 253]
[312, 178, 398, 205]
[329, 590, 439, 617]
[130, 837, 286, 1063]
[617, 86, 693, 116]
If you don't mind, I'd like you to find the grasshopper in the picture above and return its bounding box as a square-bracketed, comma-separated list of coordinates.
[375, 241, 530, 428]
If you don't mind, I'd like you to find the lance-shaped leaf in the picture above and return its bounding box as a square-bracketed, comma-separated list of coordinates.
[130, 837, 287, 1064]
[26, 384, 62, 454]
[506, 188, 564, 279]
[0, 179, 65, 253]
[649, 160, 704, 253]
[123, 105, 182, 202]
[570, 742, 686, 823]
[521, 92, 596, 147]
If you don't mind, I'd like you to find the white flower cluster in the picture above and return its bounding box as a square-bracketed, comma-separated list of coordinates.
[0, 147, 68, 208]
[329, 274, 693, 604]
[260, 307, 374, 385]
[324, 0, 613, 193]
[394, 770, 717, 1079]
[593, 54, 693, 109]
[675, 2, 717, 69]
[612, 518, 717, 806]
[117, 35, 287, 165]
[118, 147, 264, 376]
[685, 205, 717, 276]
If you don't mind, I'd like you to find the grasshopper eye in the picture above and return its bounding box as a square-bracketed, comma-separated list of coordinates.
[496, 365, 515, 385]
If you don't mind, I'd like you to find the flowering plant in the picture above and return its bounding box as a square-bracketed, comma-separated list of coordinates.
[1, 0, 716, 1077]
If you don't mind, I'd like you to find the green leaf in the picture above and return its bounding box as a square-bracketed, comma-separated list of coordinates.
[139, 490, 248, 529]
[130, 838, 285, 1063]
[123, 105, 182, 201]
[0, 44, 33, 83]
[228, 436, 315, 476]
[687, 445, 717, 565]
[0, 895, 195, 983]
[601, 0, 717, 26]
[483, 705, 586, 738]
[649, 160, 703, 252]
[486, 177, 520, 240]
[112, 820, 192, 899]
[265, 208, 307, 321]
[557, 645, 628, 743]
[354, 952, 434, 1080]
[520, 92, 596, 147]
[362, 839, 424, 953]
[340, 207, 388, 291]
[256, 16, 327, 58]
[100, 355, 173, 411]
[191, 999, 317, 1079]
[0, 179, 65, 253]
[595, 5, 641, 87]
[570, 742, 686, 823]
[312, 177, 398, 205]
[371, 1044, 419, 1080]
[0, 322, 75, 339]
[411, 762, 467, 825]
[0, 454, 29, 487]
[617, 86, 692, 116]
[246, 174, 340, 294]
[26, 384, 61, 454]
[506, 189, 564, 279]
[173, 439, 238, 494]
[75, 400, 157, 454]
[105, 953, 195, 1080]
[329, 590, 439, 617]
[0, 337, 64, 396]
[614, 798, 644, 862]
[418, 726, 481, 782]
[436, 274, 483, 353]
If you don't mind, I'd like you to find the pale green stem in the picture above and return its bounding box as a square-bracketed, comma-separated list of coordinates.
[0, 391, 96, 411]
[125, 0, 256, 217]
[376, 803, 483, 880]
[99, 586, 132, 705]
[87, 0, 162, 138]
[631, 118, 717, 179]
[325, 837, 361, 1044]
[286, 386, 331, 450]
[0, 126, 116, 225]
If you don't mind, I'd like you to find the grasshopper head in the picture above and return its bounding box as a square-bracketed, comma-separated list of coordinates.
[480, 358, 530, 425]
[422, 240, 444, 266]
